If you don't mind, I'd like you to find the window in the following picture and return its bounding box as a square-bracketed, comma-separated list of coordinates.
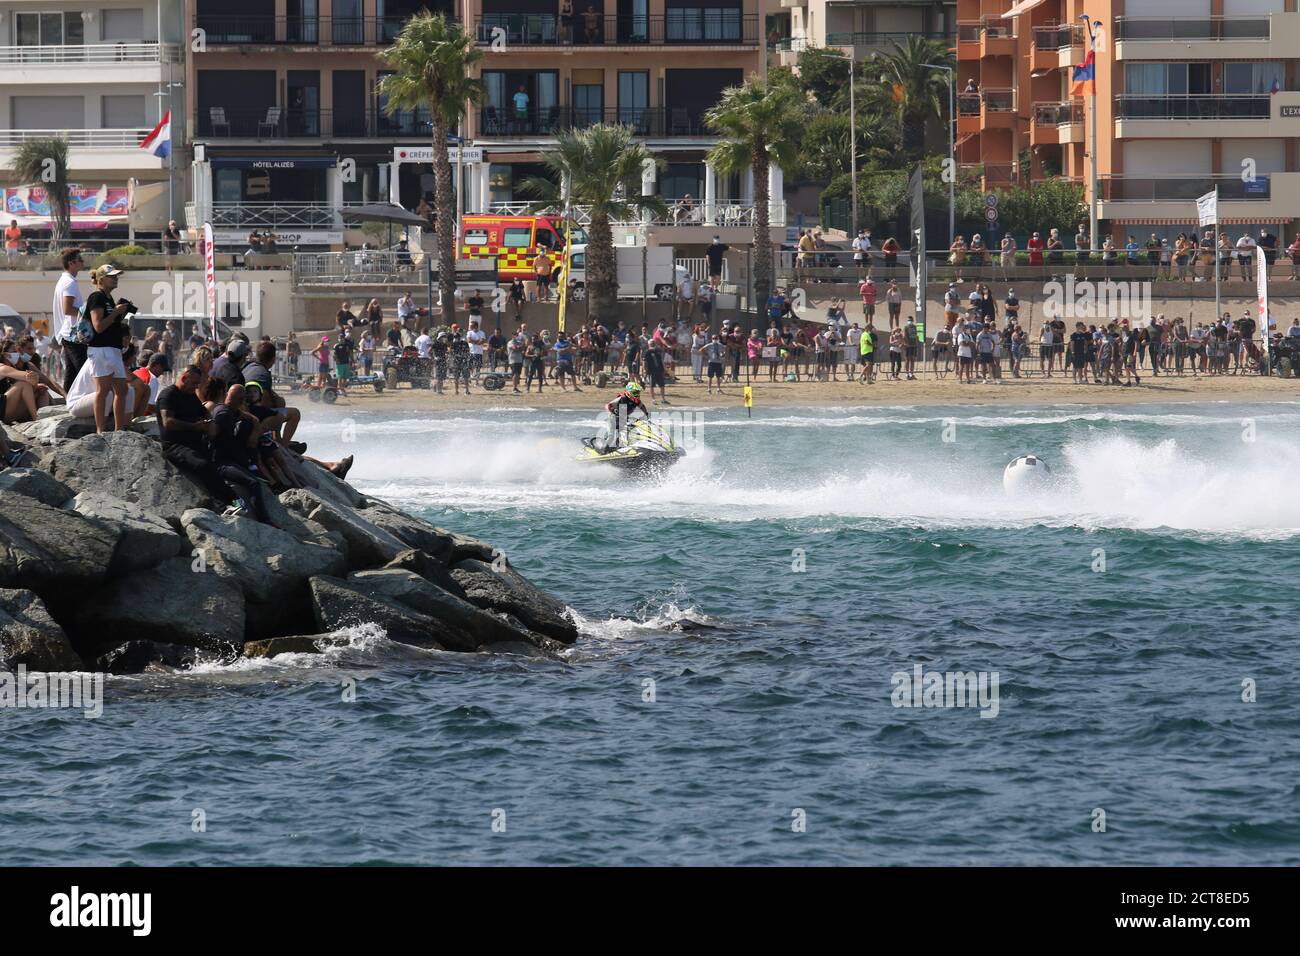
[15, 11, 84, 45]
[665, 8, 742, 42]
[1224, 62, 1282, 94]
[101, 9, 145, 41]
[573, 84, 603, 127]
[102, 94, 147, 128]
[502, 227, 532, 247]
[1124, 62, 1210, 95]
[464, 229, 490, 247]
[618, 71, 649, 127]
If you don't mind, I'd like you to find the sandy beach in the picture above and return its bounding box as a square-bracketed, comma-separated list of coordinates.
[312, 371, 1300, 413]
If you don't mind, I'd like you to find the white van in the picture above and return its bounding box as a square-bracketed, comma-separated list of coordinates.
[563, 245, 687, 301]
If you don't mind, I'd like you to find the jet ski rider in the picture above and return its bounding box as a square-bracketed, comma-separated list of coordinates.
[601, 382, 648, 451]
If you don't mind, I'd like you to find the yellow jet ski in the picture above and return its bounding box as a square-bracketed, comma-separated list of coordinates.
[576, 417, 684, 474]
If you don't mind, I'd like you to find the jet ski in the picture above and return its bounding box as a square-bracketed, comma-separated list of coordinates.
[576, 417, 684, 474]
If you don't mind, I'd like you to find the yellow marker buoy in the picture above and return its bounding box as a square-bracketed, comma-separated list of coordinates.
[743, 385, 752, 418]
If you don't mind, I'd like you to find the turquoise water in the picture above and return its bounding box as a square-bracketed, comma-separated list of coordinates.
[4, 401, 1300, 865]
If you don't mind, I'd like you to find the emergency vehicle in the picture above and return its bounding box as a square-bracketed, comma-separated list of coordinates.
[458, 214, 586, 282]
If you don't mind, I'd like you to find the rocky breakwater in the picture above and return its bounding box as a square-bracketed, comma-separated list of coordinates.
[0, 413, 577, 674]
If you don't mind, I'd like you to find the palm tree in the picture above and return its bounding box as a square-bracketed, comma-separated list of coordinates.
[377, 11, 483, 317]
[704, 77, 803, 314]
[867, 35, 953, 159]
[11, 137, 71, 250]
[518, 125, 665, 322]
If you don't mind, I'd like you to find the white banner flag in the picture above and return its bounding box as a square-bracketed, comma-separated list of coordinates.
[203, 222, 216, 342]
[1196, 190, 1217, 228]
[1256, 245, 1270, 367]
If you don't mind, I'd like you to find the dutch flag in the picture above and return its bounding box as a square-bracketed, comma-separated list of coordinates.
[140, 111, 171, 158]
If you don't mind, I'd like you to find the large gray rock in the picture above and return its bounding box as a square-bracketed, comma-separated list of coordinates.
[0, 588, 83, 671]
[383, 548, 467, 598]
[72, 556, 246, 652]
[348, 567, 549, 651]
[300, 462, 365, 512]
[13, 415, 95, 443]
[243, 635, 344, 658]
[181, 508, 347, 605]
[0, 467, 74, 507]
[450, 558, 578, 644]
[93, 640, 195, 674]
[48, 430, 215, 524]
[68, 491, 186, 573]
[361, 498, 496, 565]
[0, 494, 118, 590]
[280, 488, 407, 569]
[308, 575, 445, 650]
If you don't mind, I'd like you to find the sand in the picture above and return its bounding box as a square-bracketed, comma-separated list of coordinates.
[311, 370, 1300, 413]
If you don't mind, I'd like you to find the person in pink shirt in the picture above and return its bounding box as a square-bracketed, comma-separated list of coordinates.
[858, 276, 877, 324]
[746, 328, 763, 379]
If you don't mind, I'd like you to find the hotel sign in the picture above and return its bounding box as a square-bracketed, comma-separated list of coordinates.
[1281, 106, 1300, 117]
[393, 146, 484, 163]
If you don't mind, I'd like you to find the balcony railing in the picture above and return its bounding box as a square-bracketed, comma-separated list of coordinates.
[204, 202, 377, 230]
[0, 128, 152, 148]
[1034, 100, 1083, 126]
[956, 90, 1013, 114]
[1099, 175, 1271, 202]
[823, 30, 955, 49]
[1032, 23, 1082, 51]
[957, 21, 981, 43]
[197, 108, 434, 138]
[194, 15, 412, 45]
[0, 42, 182, 64]
[982, 88, 1015, 112]
[479, 106, 709, 137]
[1115, 94, 1271, 120]
[980, 16, 1014, 40]
[474, 14, 758, 46]
[1114, 17, 1270, 41]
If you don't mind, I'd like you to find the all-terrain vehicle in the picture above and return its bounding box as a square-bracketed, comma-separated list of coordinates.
[382, 346, 434, 389]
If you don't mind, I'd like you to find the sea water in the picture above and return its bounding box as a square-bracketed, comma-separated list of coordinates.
[3, 402, 1299, 865]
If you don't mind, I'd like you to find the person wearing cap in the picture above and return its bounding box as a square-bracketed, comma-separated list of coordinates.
[943, 281, 960, 325]
[211, 337, 250, 392]
[84, 264, 133, 433]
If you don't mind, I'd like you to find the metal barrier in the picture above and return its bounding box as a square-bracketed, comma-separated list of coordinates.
[294, 250, 425, 285]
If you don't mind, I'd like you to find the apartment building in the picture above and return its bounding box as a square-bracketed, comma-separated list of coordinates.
[462, 0, 774, 239]
[186, 0, 774, 248]
[0, 1, 184, 241]
[771, 0, 955, 65]
[957, 0, 1300, 242]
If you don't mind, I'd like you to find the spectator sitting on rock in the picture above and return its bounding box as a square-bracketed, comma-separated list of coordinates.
[4, 333, 65, 415]
[241, 380, 297, 490]
[64, 345, 149, 424]
[209, 383, 277, 526]
[242, 340, 303, 452]
[132, 351, 169, 416]
[210, 338, 249, 392]
[156, 365, 253, 518]
[0, 340, 42, 424]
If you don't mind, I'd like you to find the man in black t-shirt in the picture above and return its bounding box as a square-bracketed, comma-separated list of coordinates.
[1069, 323, 1090, 383]
[210, 384, 275, 524]
[157, 366, 237, 502]
[705, 237, 729, 289]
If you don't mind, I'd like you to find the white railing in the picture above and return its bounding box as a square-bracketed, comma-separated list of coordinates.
[202, 201, 377, 230]
[294, 250, 426, 285]
[481, 199, 786, 227]
[0, 128, 153, 148]
[676, 257, 729, 282]
[0, 42, 182, 64]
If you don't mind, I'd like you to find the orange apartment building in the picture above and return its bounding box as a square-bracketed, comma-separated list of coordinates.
[185, 0, 774, 248]
[957, 0, 1300, 243]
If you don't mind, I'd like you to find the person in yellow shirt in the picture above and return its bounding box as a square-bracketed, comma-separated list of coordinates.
[858, 321, 875, 384]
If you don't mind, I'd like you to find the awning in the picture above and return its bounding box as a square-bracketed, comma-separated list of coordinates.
[128, 181, 172, 231]
[1002, 0, 1047, 17]
[208, 155, 338, 170]
[342, 203, 429, 226]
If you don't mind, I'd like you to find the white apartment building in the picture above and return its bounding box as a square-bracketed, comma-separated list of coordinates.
[0, 0, 185, 242]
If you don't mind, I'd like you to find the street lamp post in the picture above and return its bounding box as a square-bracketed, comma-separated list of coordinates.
[824, 49, 858, 236]
[1079, 15, 1103, 254]
[922, 63, 955, 244]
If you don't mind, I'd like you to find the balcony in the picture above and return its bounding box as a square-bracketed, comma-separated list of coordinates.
[0, 128, 161, 172]
[979, 16, 1016, 57]
[1032, 100, 1083, 145]
[824, 31, 955, 58]
[196, 108, 434, 139]
[955, 89, 1016, 135]
[1031, 23, 1081, 70]
[194, 15, 410, 46]
[477, 106, 709, 138]
[956, 20, 981, 60]
[1115, 94, 1269, 121]
[473, 14, 759, 47]
[1114, 17, 1269, 41]
[0, 42, 182, 64]
[1099, 175, 1270, 203]
[1095, 172, 1300, 225]
[1112, 14, 1300, 61]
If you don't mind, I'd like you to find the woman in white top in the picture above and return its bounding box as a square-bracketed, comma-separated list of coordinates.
[1039, 322, 1054, 377]
[690, 325, 708, 382]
